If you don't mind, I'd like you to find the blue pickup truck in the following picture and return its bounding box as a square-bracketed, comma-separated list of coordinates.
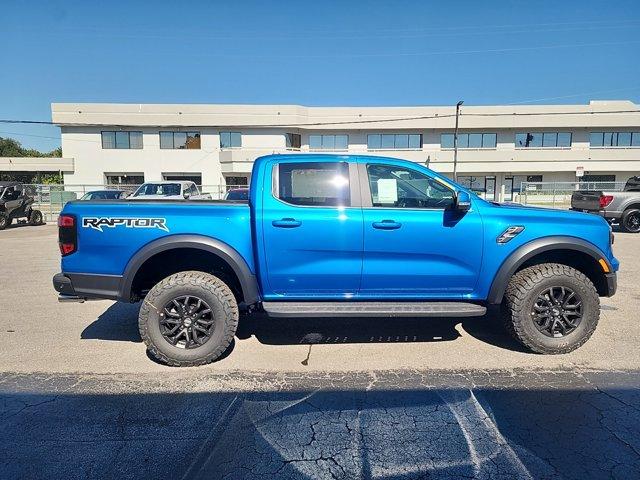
[54, 154, 618, 366]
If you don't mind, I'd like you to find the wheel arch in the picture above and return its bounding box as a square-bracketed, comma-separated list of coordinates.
[119, 235, 260, 305]
[487, 236, 613, 304]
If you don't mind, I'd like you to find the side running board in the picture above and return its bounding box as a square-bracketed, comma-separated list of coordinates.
[262, 301, 487, 318]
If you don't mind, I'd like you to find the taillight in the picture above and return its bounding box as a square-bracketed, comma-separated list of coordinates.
[58, 214, 77, 256]
[599, 195, 614, 209]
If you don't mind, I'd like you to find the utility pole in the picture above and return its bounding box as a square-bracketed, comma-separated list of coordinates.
[453, 100, 464, 181]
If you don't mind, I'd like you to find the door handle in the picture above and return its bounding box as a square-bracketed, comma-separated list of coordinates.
[372, 220, 402, 230]
[272, 218, 302, 228]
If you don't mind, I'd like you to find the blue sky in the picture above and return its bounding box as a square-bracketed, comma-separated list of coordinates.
[2, 0, 639, 151]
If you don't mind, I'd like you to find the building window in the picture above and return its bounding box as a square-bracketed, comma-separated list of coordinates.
[276, 162, 350, 207]
[163, 174, 202, 185]
[104, 173, 144, 185]
[225, 176, 249, 187]
[516, 132, 571, 148]
[309, 134, 348, 151]
[101, 131, 143, 149]
[285, 133, 301, 149]
[441, 133, 496, 149]
[220, 132, 242, 149]
[457, 175, 486, 194]
[159, 131, 201, 149]
[367, 134, 422, 150]
[590, 132, 640, 147]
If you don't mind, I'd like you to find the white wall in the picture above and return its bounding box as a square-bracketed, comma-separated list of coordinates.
[61, 126, 640, 186]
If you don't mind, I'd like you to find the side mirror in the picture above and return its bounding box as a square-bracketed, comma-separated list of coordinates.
[183, 191, 191, 200]
[455, 191, 471, 212]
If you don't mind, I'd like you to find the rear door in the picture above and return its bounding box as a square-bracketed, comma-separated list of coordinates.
[261, 160, 363, 297]
[359, 162, 483, 298]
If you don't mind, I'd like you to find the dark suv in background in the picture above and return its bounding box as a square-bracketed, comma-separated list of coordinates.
[0, 181, 43, 230]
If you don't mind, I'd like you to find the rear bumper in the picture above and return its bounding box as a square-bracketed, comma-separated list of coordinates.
[53, 272, 122, 301]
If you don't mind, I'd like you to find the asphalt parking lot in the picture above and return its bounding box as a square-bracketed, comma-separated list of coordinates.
[1, 224, 640, 479]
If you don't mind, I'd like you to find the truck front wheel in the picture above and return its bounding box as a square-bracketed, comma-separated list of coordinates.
[503, 263, 599, 354]
[139, 271, 239, 366]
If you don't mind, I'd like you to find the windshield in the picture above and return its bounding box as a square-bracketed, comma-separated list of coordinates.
[133, 183, 181, 197]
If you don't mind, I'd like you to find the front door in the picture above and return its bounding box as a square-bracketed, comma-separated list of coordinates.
[261, 160, 363, 298]
[359, 163, 483, 298]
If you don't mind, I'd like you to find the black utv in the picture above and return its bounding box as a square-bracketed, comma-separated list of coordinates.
[0, 181, 44, 230]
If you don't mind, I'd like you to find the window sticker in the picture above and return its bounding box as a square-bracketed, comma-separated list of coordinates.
[377, 178, 398, 203]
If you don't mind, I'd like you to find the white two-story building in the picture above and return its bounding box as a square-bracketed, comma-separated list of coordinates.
[52, 100, 640, 200]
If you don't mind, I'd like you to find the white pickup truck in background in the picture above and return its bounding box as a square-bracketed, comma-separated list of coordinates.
[130, 181, 212, 200]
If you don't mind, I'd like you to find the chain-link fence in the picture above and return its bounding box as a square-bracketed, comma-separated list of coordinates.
[22, 184, 247, 222]
[518, 181, 627, 209]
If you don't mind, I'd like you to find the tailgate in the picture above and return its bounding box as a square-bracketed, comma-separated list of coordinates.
[571, 190, 602, 210]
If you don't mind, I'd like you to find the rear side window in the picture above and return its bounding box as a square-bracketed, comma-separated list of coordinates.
[277, 162, 350, 207]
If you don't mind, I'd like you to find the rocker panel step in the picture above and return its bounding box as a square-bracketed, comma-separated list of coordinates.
[262, 301, 487, 318]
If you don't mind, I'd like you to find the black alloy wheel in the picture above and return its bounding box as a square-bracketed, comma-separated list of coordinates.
[159, 295, 215, 349]
[623, 209, 640, 233]
[532, 286, 583, 338]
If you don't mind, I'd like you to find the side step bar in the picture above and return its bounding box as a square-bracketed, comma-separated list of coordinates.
[262, 301, 487, 318]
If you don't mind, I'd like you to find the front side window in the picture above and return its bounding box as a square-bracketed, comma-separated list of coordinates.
[309, 134, 348, 151]
[159, 131, 201, 149]
[366, 164, 454, 209]
[277, 162, 350, 207]
[220, 131, 242, 148]
[367, 134, 422, 150]
[102, 131, 143, 149]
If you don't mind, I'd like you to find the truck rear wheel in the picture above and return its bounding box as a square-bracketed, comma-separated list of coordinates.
[139, 271, 239, 366]
[621, 208, 640, 233]
[503, 263, 599, 354]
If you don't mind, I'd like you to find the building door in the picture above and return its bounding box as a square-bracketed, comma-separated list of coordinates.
[503, 177, 514, 202]
[485, 176, 496, 201]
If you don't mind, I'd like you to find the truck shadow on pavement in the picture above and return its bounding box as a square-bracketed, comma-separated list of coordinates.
[82, 302, 528, 355]
[1, 370, 639, 479]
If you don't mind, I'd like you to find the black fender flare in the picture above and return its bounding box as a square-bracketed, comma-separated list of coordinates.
[118, 235, 260, 304]
[487, 235, 612, 304]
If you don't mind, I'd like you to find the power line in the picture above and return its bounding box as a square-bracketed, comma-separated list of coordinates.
[2, 108, 639, 130]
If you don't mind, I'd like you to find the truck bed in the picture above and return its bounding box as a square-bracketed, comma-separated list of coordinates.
[60, 200, 253, 276]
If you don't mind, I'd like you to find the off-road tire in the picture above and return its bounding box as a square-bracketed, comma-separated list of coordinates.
[29, 209, 43, 226]
[621, 208, 640, 233]
[503, 263, 600, 354]
[0, 213, 7, 230]
[139, 271, 239, 366]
